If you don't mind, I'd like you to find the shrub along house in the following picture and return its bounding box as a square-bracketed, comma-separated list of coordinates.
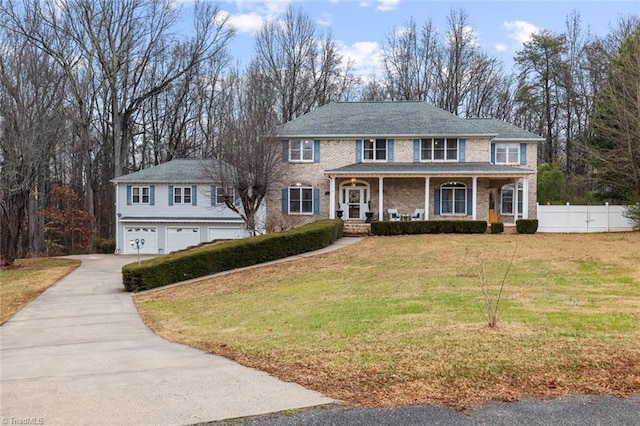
[111, 159, 262, 255]
[277, 101, 542, 226]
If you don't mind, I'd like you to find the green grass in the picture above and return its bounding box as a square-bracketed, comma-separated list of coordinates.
[136, 233, 640, 408]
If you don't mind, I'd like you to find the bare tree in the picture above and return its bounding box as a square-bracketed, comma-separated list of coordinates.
[382, 18, 438, 101]
[3, 0, 235, 241]
[205, 68, 283, 235]
[253, 5, 353, 123]
[0, 32, 66, 265]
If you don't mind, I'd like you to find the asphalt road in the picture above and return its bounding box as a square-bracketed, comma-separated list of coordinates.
[212, 395, 640, 425]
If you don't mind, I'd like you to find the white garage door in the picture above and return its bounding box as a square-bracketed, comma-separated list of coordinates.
[208, 224, 243, 241]
[166, 227, 201, 253]
[123, 227, 158, 254]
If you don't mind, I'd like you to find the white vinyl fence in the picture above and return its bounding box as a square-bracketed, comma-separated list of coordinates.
[537, 203, 635, 233]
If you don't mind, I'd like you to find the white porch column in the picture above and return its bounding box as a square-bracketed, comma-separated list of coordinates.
[472, 176, 478, 220]
[513, 179, 519, 225]
[522, 177, 529, 219]
[378, 177, 384, 221]
[329, 177, 336, 219]
[424, 177, 430, 220]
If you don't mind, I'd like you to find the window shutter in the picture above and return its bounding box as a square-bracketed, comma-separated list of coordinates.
[168, 185, 174, 206]
[466, 187, 472, 215]
[313, 188, 320, 214]
[459, 139, 466, 162]
[490, 143, 496, 163]
[314, 140, 320, 163]
[387, 139, 394, 161]
[434, 188, 441, 215]
[520, 143, 527, 165]
[150, 185, 155, 206]
[355, 140, 362, 163]
[191, 185, 197, 206]
[210, 186, 217, 206]
[413, 139, 420, 162]
[126, 185, 132, 205]
[282, 140, 289, 162]
[281, 188, 288, 213]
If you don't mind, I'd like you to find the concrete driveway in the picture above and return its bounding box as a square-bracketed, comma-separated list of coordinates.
[0, 255, 333, 426]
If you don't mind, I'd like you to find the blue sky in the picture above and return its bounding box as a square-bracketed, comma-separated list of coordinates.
[196, 1, 639, 77]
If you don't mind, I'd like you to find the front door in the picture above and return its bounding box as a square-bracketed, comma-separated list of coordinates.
[347, 188, 363, 219]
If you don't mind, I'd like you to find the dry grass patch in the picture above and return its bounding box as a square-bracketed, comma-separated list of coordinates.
[1, 257, 80, 325]
[135, 233, 640, 409]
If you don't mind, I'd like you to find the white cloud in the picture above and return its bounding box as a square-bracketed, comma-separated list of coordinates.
[337, 40, 384, 78]
[221, 0, 291, 34]
[503, 20, 540, 46]
[316, 12, 332, 27]
[221, 10, 265, 33]
[495, 43, 509, 52]
[377, 0, 400, 11]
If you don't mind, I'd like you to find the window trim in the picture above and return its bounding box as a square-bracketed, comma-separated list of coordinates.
[289, 139, 314, 162]
[440, 182, 467, 215]
[132, 186, 150, 204]
[495, 143, 520, 165]
[421, 138, 459, 162]
[173, 186, 192, 205]
[288, 184, 314, 215]
[362, 138, 388, 162]
[500, 184, 523, 215]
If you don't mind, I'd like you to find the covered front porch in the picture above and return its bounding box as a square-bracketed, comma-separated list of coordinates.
[325, 163, 535, 225]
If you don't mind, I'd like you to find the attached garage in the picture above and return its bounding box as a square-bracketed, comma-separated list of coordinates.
[166, 227, 201, 253]
[208, 224, 243, 241]
[123, 227, 158, 254]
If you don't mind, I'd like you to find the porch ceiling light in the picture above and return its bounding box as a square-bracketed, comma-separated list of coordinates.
[350, 177, 357, 186]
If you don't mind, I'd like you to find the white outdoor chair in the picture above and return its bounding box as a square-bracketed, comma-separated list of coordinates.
[387, 208, 400, 221]
[411, 209, 425, 221]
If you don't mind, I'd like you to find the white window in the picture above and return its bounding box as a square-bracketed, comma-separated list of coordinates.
[422, 138, 458, 161]
[173, 186, 192, 204]
[132, 186, 150, 204]
[496, 143, 520, 164]
[441, 182, 466, 215]
[363, 139, 387, 161]
[289, 185, 313, 214]
[289, 140, 314, 161]
[501, 185, 523, 215]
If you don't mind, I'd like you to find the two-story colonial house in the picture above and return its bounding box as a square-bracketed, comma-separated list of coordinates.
[111, 159, 262, 255]
[276, 101, 543, 225]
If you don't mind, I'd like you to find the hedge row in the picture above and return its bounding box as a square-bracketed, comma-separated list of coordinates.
[122, 219, 344, 292]
[371, 220, 488, 235]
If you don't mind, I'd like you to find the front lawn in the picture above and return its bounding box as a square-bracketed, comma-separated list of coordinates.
[1, 257, 80, 325]
[135, 233, 640, 409]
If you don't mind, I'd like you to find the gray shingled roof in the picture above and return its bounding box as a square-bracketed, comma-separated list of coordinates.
[279, 102, 498, 138]
[468, 118, 545, 141]
[111, 159, 218, 183]
[325, 162, 535, 176]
